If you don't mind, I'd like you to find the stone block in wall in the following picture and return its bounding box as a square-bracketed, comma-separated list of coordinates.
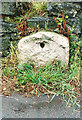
[18, 31, 69, 67]
[27, 17, 56, 29]
[27, 17, 48, 29]
[0, 18, 18, 53]
[1, 2, 16, 15]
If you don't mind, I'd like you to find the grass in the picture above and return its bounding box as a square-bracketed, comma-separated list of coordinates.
[1, 41, 80, 107]
[1, 2, 81, 109]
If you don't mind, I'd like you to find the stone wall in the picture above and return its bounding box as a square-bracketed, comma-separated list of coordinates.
[0, 2, 18, 56]
[47, 2, 81, 36]
[0, 2, 81, 56]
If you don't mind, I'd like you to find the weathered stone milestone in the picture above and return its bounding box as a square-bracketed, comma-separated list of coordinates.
[18, 31, 69, 66]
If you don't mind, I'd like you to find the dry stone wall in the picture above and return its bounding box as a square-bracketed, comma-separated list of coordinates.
[0, 2, 18, 56]
[0, 2, 81, 57]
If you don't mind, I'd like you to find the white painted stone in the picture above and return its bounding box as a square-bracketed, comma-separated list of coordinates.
[18, 31, 69, 66]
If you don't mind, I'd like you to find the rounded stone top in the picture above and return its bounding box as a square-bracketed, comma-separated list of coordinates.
[18, 31, 69, 67]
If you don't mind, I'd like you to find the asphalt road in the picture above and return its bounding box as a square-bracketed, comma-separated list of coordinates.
[0, 93, 81, 119]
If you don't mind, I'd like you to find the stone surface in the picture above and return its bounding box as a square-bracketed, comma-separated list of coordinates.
[47, 2, 81, 35]
[1, 2, 16, 15]
[0, 19, 18, 56]
[18, 31, 69, 66]
[1, 94, 80, 118]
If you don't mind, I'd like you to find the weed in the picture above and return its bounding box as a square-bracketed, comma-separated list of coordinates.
[15, 2, 48, 39]
[1, 42, 80, 107]
[53, 14, 71, 42]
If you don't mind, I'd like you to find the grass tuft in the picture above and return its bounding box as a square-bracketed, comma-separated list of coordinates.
[1, 41, 80, 107]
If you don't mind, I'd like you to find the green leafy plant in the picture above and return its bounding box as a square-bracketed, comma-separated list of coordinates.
[16, 17, 28, 37]
[15, 2, 48, 39]
[53, 14, 71, 42]
[32, 2, 47, 16]
[14, 2, 47, 39]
